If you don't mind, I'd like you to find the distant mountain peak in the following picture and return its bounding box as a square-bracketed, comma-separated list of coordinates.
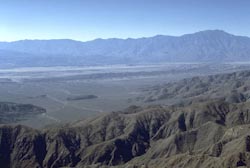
[182, 29, 233, 37]
[0, 30, 250, 67]
[198, 29, 228, 33]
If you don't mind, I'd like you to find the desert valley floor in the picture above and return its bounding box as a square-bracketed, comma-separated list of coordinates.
[0, 63, 250, 128]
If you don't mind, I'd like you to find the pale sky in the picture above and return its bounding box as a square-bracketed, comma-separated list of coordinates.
[1, 0, 250, 41]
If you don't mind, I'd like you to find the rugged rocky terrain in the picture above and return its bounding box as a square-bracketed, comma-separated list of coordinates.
[2, 71, 250, 168]
[138, 70, 250, 106]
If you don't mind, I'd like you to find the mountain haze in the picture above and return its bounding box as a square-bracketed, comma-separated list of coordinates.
[0, 30, 250, 67]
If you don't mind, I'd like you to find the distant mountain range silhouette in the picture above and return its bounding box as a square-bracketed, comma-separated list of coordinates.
[0, 30, 250, 67]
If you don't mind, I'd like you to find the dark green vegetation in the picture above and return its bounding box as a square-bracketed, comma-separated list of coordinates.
[67, 95, 98, 101]
[2, 70, 250, 167]
[0, 102, 45, 123]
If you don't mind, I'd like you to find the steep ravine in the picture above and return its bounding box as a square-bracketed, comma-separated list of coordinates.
[1, 99, 250, 168]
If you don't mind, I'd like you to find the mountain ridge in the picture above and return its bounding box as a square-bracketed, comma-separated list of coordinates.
[2, 70, 250, 167]
[1, 30, 247, 43]
[1, 30, 250, 67]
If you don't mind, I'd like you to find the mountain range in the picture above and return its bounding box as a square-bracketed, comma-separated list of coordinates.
[2, 70, 250, 167]
[1, 30, 250, 67]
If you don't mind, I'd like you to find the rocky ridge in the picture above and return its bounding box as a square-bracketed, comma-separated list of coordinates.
[2, 71, 250, 167]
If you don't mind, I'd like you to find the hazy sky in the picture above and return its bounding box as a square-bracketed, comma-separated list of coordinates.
[1, 0, 250, 41]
